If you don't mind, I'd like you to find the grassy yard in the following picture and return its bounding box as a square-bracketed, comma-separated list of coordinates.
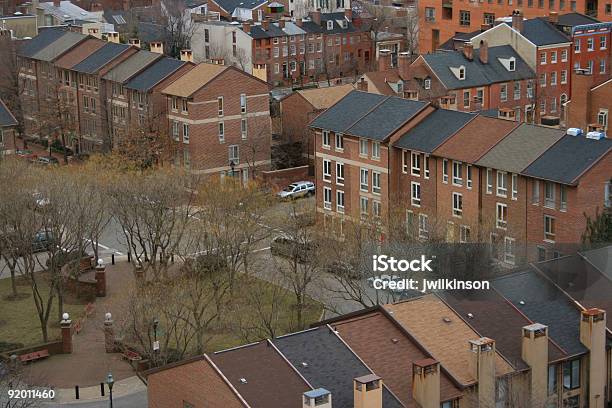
[0, 275, 85, 350]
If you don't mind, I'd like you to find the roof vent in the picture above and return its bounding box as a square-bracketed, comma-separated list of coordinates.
[443, 317, 452, 323]
[467, 313, 474, 319]
[519, 300, 525, 305]
[239, 378, 248, 384]
[566, 128, 583, 137]
[301, 362, 308, 367]
[391, 338, 399, 344]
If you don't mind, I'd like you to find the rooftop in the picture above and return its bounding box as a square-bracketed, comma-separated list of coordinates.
[103, 50, 162, 84]
[309, 90, 387, 133]
[72, 42, 132, 74]
[0, 99, 17, 127]
[53, 38, 106, 70]
[509, 18, 570, 46]
[295, 84, 355, 110]
[162, 62, 228, 97]
[18, 27, 67, 58]
[125, 57, 188, 92]
[581, 246, 612, 279]
[38, 0, 99, 23]
[363, 70, 402, 96]
[213, 0, 267, 14]
[521, 134, 611, 185]
[556, 12, 600, 27]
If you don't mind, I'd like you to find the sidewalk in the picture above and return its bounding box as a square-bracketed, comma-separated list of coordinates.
[50, 376, 146, 405]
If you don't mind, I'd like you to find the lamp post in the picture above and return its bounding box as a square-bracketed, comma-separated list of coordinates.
[230, 160, 236, 177]
[106, 373, 114, 408]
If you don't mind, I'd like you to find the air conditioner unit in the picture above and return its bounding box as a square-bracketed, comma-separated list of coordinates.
[566, 128, 582, 136]
[586, 131, 605, 140]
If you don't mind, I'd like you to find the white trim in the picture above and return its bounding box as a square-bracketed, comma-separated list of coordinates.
[189, 159, 271, 174]
[168, 111, 269, 124]
[316, 152, 389, 174]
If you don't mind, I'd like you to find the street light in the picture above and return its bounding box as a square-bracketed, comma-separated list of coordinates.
[106, 372, 114, 408]
[153, 318, 159, 343]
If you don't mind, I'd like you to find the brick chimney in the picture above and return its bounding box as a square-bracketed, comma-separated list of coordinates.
[262, 19, 270, 31]
[242, 21, 251, 33]
[303, 388, 332, 408]
[478, 39, 488, 64]
[310, 9, 321, 25]
[150, 41, 164, 54]
[579, 308, 607, 408]
[511, 9, 524, 33]
[128, 38, 141, 48]
[463, 42, 474, 61]
[468, 337, 496, 407]
[398, 51, 410, 79]
[412, 359, 440, 408]
[53, 0, 60, 7]
[521, 323, 548, 407]
[278, 19, 285, 28]
[107, 31, 120, 43]
[344, 8, 352, 22]
[378, 49, 392, 71]
[180, 49, 193, 62]
[549, 11, 558, 24]
[480, 23, 491, 32]
[60, 313, 73, 354]
[567, 69, 592, 129]
[358, 76, 368, 91]
[88, 27, 101, 38]
[296, 18, 303, 27]
[353, 374, 382, 408]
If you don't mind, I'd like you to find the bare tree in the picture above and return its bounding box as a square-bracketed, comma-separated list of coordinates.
[0, 36, 26, 148]
[160, 0, 195, 58]
[0, 360, 44, 408]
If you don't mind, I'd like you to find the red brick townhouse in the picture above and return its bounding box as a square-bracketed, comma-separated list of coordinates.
[162, 63, 272, 178]
[566, 70, 611, 131]
[568, 20, 612, 86]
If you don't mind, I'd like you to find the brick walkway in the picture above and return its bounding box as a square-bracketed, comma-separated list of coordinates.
[27, 262, 137, 388]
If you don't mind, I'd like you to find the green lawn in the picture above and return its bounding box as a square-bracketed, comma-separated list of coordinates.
[0, 275, 85, 350]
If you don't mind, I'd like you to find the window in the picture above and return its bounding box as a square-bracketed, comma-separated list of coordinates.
[500, 84, 508, 101]
[452, 193, 463, 217]
[587, 60, 594, 74]
[372, 142, 380, 159]
[336, 190, 345, 213]
[322, 130, 330, 148]
[551, 51, 557, 63]
[475, 89, 484, 105]
[411, 182, 421, 206]
[452, 161, 463, 185]
[464, 165, 472, 188]
[600, 59, 606, 74]
[442, 159, 449, 183]
[460, 225, 471, 243]
[182, 123, 190, 144]
[587, 37, 594, 51]
[323, 187, 332, 210]
[460, 10, 470, 26]
[217, 97, 223, 116]
[359, 139, 368, 156]
[424, 156, 430, 179]
[418, 214, 429, 239]
[544, 181, 555, 208]
[574, 39, 581, 52]
[550, 71, 557, 86]
[372, 172, 381, 194]
[411, 152, 421, 176]
[229, 145, 239, 164]
[241, 118, 247, 139]
[181, 98, 188, 113]
[240, 93, 247, 113]
[561, 49, 568, 61]
[532, 180, 540, 204]
[360, 168, 369, 191]
[509, 58, 516, 71]
[563, 359, 580, 390]
[540, 52, 547, 65]
[335, 133, 344, 150]
[513, 81, 521, 99]
[504, 237, 515, 264]
[560, 185, 567, 211]
[172, 121, 179, 140]
[424, 79, 431, 89]
[218, 122, 225, 142]
[605, 181, 611, 208]
[496, 203, 508, 229]
[527, 80, 534, 98]
[323, 159, 331, 182]
[539, 73, 547, 87]
[599, 109, 609, 128]
[487, 169, 493, 193]
[459, 67, 466, 80]
[336, 162, 344, 185]
[425, 7, 435, 21]
[484, 13, 495, 25]
[561, 70, 567, 84]
[511, 174, 518, 199]
[544, 215, 556, 241]
[373, 201, 381, 217]
[463, 91, 470, 108]
[171, 97, 178, 111]
[497, 171, 508, 197]
[601, 35, 607, 49]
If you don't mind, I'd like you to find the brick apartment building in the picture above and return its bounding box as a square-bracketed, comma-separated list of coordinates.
[310, 90, 611, 263]
[146, 249, 612, 408]
[566, 70, 611, 131]
[0, 98, 18, 153]
[192, 10, 373, 87]
[161, 62, 272, 177]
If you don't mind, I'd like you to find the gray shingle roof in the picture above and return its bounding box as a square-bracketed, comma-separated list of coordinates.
[423, 45, 534, 90]
[102, 50, 161, 83]
[492, 267, 588, 357]
[30, 31, 85, 62]
[557, 12, 600, 27]
[394, 109, 475, 153]
[0, 99, 17, 127]
[514, 18, 570, 46]
[213, 0, 266, 13]
[309, 90, 387, 133]
[581, 246, 612, 279]
[522, 134, 612, 184]
[476, 123, 565, 173]
[125, 57, 187, 92]
[18, 27, 68, 58]
[272, 326, 404, 408]
[72, 42, 132, 74]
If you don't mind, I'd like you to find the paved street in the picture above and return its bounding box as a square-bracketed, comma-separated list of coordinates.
[41, 389, 147, 408]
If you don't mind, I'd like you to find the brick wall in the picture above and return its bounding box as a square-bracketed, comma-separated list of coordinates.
[280, 92, 318, 154]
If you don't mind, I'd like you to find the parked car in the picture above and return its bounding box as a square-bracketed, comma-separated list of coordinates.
[32, 231, 55, 253]
[270, 234, 316, 262]
[35, 156, 59, 165]
[277, 181, 315, 200]
[325, 260, 360, 280]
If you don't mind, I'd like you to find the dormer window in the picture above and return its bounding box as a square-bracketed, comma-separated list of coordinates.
[450, 65, 466, 80]
[509, 57, 516, 71]
[459, 67, 465, 80]
[327, 20, 333, 30]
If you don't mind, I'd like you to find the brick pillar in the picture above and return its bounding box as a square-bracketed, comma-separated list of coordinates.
[95, 261, 106, 297]
[60, 314, 72, 354]
[104, 313, 115, 353]
[135, 264, 144, 280]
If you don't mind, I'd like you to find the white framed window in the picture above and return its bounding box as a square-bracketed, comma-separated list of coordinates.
[372, 141, 380, 159]
[411, 152, 421, 176]
[240, 93, 247, 113]
[496, 203, 508, 229]
[335, 133, 344, 151]
[322, 130, 330, 148]
[500, 84, 508, 102]
[587, 37, 594, 51]
[411, 182, 421, 207]
[182, 123, 190, 144]
[504, 237, 515, 264]
[575, 39, 581, 52]
[442, 159, 449, 183]
[452, 192, 462, 217]
[466, 165, 472, 189]
[452, 161, 463, 186]
[560, 185, 567, 211]
[561, 49, 568, 61]
[323, 159, 331, 182]
[424, 78, 431, 89]
[402, 151, 409, 173]
[550, 71, 557, 86]
[418, 214, 429, 239]
[172, 120, 179, 141]
[544, 215, 556, 242]
[241, 118, 247, 139]
[532, 179, 540, 204]
[336, 190, 345, 213]
[218, 122, 225, 142]
[171, 96, 178, 111]
[604, 182, 611, 208]
[601, 35, 607, 49]
[424, 156, 430, 179]
[217, 96, 224, 116]
[359, 168, 369, 191]
[323, 187, 332, 210]
[511, 174, 518, 199]
[372, 171, 381, 194]
[336, 162, 344, 185]
[373, 200, 381, 217]
[181, 98, 188, 113]
[229, 144, 239, 164]
[360, 196, 369, 215]
[497, 171, 508, 197]
[598, 109, 608, 128]
[561, 70, 567, 84]
[460, 225, 470, 243]
[544, 181, 555, 208]
[540, 52, 547, 65]
[359, 139, 368, 156]
[514, 81, 521, 100]
[551, 51, 557, 63]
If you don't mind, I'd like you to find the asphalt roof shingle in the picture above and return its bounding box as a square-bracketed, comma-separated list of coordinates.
[72, 42, 132, 74]
[394, 109, 475, 153]
[514, 18, 570, 46]
[213, 0, 267, 14]
[125, 57, 187, 92]
[272, 326, 404, 408]
[522, 134, 612, 184]
[476, 123, 566, 173]
[54, 38, 106, 70]
[0, 99, 17, 127]
[18, 27, 69, 58]
[30, 31, 85, 62]
[102, 50, 161, 83]
[557, 12, 600, 27]
[309, 90, 387, 133]
[162, 63, 228, 97]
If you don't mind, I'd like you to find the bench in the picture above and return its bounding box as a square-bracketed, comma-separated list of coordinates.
[19, 349, 50, 363]
[122, 350, 142, 362]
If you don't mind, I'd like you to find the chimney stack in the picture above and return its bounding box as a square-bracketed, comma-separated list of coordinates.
[310, 9, 321, 25]
[358, 76, 368, 92]
[468, 337, 496, 408]
[242, 21, 251, 33]
[296, 18, 303, 27]
[278, 19, 285, 28]
[150, 41, 164, 54]
[53, 0, 60, 8]
[251, 9, 259, 21]
[262, 18, 270, 31]
[479, 39, 488, 64]
[398, 51, 410, 79]
[521, 323, 548, 407]
[567, 69, 592, 129]
[378, 49, 391, 71]
[462, 42, 474, 61]
[180, 49, 193, 62]
[303, 388, 332, 408]
[412, 359, 440, 408]
[549, 11, 559, 24]
[107, 31, 120, 43]
[579, 308, 606, 408]
[511, 9, 524, 33]
[353, 374, 382, 408]
[480, 23, 491, 32]
[129, 38, 141, 48]
[344, 8, 352, 22]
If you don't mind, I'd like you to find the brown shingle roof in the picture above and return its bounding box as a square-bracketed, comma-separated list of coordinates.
[296, 84, 355, 110]
[334, 311, 463, 406]
[433, 115, 518, 163]
[385, 295, 514, 386]
[54, 38, 105, 70]
[161, 62, 228, 97]
[210, 340, 311, 408]
[363, 70, 400, 96]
